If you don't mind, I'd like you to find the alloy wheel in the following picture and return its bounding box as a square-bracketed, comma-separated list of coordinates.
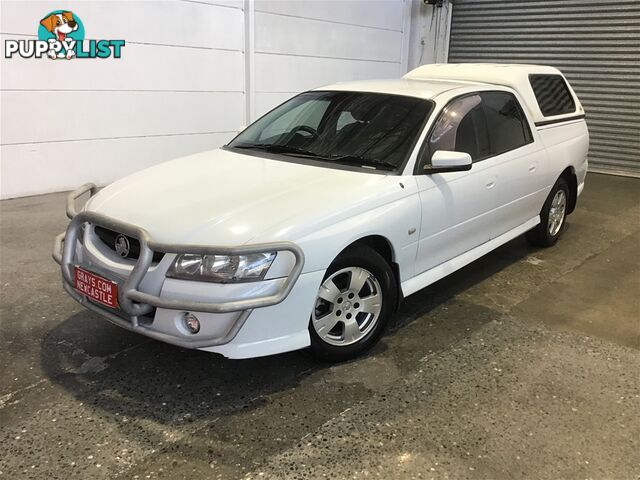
[548, 189, 567, 236]
[312, 267, 383, 346]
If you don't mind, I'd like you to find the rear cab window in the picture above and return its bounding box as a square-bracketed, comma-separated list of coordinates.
[529, 74, 576, 117]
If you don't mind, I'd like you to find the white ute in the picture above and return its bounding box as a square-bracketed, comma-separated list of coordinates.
[54, 64, 589, 361]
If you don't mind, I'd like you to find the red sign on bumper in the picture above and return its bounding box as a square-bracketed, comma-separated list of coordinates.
[74, 266, 119, 309]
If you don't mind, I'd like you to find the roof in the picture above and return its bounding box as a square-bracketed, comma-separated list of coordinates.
[403, 63, 560, 87]
[314, 78, 472, 101]
[403, 63, 583, 124]
[317, 64, 583, 125]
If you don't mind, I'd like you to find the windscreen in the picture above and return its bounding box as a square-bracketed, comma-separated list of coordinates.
[228, 91, 432, 171]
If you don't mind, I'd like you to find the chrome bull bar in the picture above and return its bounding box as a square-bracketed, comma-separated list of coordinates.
[52, 184, 305, 348]
[66, 182, 98, 219]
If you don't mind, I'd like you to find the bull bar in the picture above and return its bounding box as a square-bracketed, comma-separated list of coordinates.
[52, 183, 305, 348]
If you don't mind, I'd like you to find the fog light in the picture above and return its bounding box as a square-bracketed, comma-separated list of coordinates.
[183, 313, 200, 334]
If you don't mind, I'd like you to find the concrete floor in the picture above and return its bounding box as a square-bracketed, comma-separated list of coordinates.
[0, 173, 638, 480]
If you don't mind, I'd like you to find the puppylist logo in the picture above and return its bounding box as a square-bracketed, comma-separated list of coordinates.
[4, 10, 125, 60]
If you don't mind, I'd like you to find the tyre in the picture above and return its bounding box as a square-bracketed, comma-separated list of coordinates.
[526, 177, 570, 247]
[308, 245, 397, 362]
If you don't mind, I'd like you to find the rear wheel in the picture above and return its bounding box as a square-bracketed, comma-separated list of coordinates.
[526, 177, 569, 247]
[308, 246, 396, 362]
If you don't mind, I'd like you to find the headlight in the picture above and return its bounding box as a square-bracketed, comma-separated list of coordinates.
[166, 252, 276, 283]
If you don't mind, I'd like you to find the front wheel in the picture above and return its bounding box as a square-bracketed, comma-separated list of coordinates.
[308, 246, 397, 362]
[526, 177, 569, 247]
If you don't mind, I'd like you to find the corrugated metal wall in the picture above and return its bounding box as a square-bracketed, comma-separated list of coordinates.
[448, 0, 640, 176]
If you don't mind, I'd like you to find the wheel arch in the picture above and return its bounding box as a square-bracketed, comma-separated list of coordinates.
[338, 234, 403, 310]
[560, 166, 578, 214]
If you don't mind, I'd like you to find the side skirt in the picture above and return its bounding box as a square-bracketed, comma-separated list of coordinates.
[401, 216, 540, 298]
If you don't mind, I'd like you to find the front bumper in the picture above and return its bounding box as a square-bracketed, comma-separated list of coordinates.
[54, 183, 306, 351]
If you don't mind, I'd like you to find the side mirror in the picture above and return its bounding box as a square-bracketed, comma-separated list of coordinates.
[424, 150, 472, 173]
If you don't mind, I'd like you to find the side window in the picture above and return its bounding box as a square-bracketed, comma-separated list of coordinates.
[481, 92, 533, 155]
[423, 94, 489, 167]
[529, 74, 576, 117]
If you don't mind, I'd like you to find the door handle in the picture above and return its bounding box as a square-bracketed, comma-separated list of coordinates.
[528, 164, 537, 173]
[485, 179, 496, 189]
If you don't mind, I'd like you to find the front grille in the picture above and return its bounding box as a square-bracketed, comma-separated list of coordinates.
[94, 226, 165, 263]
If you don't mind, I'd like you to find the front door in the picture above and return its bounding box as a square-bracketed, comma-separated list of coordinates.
[413, 93, 499, 275]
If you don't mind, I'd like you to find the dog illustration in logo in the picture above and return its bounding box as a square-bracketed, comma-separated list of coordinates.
[40, 11, 78, 59]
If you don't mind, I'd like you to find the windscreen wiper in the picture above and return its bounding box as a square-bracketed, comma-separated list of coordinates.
[233, 143, 321, 158]
[233, 145, 398, 171]
[328, 154, 398, 171]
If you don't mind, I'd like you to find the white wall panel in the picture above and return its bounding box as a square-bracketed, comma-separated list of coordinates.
[2, 91, 242, 145]
[255, 11, 403, 62]
[255, 52, 401, 93]
[252, 0, 409, 117]
[1, 1, 244, 51]
[255, 0, 404, 31]
[189, 0, 243, 9]
[0, 37, 243, 91]
[0, 0, 245, 199]
[1, 0, 412, 198]
[1, 132, 234, 199]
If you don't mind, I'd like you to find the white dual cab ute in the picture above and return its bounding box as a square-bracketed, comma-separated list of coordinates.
[54, 64, 589, 361]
